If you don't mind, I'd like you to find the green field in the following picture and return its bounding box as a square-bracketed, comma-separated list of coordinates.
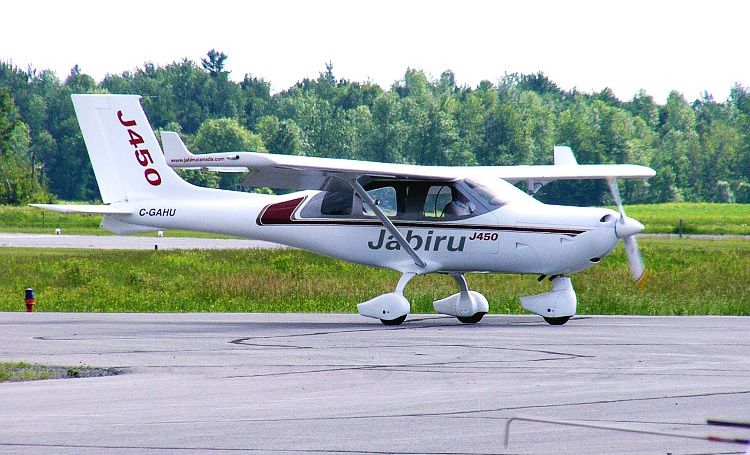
[3, 203, 749, 235]
[0, 362, 118, 382]
[623, 203, 750, 235]
[1, 238, 748, 315]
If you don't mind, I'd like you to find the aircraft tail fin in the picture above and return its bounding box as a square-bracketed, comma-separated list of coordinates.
[161, 131, 248, 173]
[161, 131, 197, 165]
[71, 94, 195, 203]
[553, 146, 578, 166]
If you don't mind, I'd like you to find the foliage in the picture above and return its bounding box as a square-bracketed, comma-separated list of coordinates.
[2, 52, 750, 205]
[0, 361, 118, 382]
[0, 87, 51, 204]
[187, 117, 266, 189]
[0, 239, 748, 315]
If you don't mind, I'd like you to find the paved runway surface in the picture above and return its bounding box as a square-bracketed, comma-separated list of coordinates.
[1, 313, 748, 455]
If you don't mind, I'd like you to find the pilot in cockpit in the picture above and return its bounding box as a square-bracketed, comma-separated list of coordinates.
[442, 193, 473, 217]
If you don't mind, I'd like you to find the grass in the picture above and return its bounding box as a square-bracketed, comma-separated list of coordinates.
[0, 362, 50, 381]
[1, 238, 748, 315]
[620, 203, 750, 235]
[0, 361, 118, 382]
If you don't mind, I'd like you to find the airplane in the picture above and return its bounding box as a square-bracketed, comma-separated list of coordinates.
[32, 94, 655, 326]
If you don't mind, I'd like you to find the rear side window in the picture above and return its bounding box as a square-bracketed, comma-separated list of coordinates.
[321, 190, 353, 215]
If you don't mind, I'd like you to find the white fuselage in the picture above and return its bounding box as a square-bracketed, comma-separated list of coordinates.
[111, 188, 621, 277]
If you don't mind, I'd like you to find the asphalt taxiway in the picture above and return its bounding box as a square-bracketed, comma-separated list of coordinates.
[1, 313, 748, 454]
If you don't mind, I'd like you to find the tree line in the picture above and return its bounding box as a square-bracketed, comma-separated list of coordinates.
[1, 50, 750, 206]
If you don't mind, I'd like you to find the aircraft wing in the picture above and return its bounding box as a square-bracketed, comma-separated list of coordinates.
[475, 164, 656, 182]
[161, 132, 655, 189]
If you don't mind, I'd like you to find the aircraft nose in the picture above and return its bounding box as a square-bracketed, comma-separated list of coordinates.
[615, 215, 644, 239]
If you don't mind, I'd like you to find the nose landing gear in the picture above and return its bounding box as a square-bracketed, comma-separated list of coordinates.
[520, 276, 576, 325]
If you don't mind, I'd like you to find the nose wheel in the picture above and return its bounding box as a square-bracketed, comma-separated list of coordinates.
[543, 316, 571, 325]
[380, 315, 407, 325]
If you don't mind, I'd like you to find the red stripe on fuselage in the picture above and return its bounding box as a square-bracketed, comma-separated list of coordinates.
[257, 197, 306, 225]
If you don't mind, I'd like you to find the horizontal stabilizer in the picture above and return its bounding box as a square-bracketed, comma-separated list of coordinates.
[29, 204, 132, 215]
[100, 215, 158, 234]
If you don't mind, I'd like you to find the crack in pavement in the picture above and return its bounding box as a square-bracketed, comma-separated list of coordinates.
[105, 390, 750, 425]
[219, 349, 590, 379]
[230, 338, 594, 359]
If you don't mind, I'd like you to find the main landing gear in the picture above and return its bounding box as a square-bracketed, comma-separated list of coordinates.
[433, 274, 489, 324]
[357, 273, 577, 326]
[357, 273, 415, 325]
[357, 272, 489, 325]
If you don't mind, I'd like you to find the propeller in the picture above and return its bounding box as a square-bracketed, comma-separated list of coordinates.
[606, 178, 647, 286]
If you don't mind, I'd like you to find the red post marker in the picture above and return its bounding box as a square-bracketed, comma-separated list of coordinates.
[24, 288, 35, 312]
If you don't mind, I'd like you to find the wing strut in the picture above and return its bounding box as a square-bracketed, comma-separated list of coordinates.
[349, 179, 427, 268]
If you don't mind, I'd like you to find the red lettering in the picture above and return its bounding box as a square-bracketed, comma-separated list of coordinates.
[118, 111, 160, 186]
[145, 168, 161, 186]
[128, 129, 145, 147]
[135, 149, 153, 166]
[117, 111, 136, 127]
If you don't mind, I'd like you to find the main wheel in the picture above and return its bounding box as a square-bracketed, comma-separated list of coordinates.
[457, 312, 486, 324]
[543, 316, 571, 325]
[380, 315, 407, 325]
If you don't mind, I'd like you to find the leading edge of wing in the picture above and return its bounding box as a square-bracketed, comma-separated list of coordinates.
[164, 147, 655, 186]
[467, 164, 657, 181]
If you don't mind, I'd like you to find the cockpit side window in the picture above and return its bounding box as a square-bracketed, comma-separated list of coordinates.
[300, 178, 493, 220]
[362, 186, 397, 217]
[363, 180, 480, 220]
[423, 185, 453, 218]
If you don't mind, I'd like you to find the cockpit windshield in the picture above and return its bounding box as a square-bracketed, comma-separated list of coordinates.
[464, 177, 540, 207]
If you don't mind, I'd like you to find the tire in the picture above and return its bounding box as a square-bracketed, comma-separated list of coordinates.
[543, 316, 571, 325]
[457, 312, 486, 324]
[380, 315, 407, 325]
